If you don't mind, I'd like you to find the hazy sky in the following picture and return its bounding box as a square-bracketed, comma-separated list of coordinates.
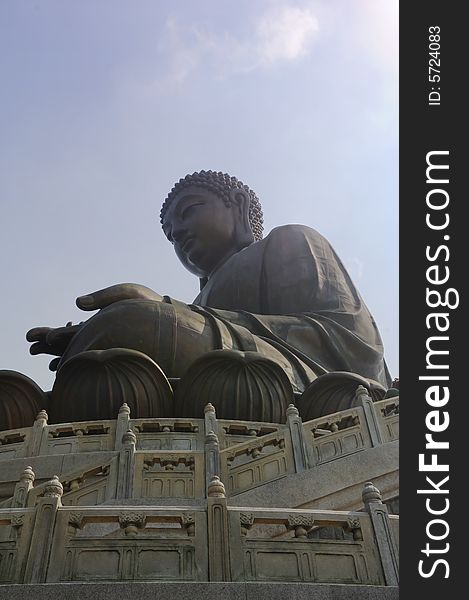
[0, 0, 398, 391]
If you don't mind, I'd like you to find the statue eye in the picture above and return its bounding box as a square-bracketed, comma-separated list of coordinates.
[181, 202, 203, 218]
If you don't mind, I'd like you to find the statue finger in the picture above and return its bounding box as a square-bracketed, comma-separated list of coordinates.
[49, 357, 61, 372]
[26, 327, 54, 342]
[76, 283, 143, 311]
[29, 341, 61, 356]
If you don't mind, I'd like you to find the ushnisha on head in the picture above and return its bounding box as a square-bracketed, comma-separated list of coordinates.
[160, 171, 264, 278]
[161, 170, 264, 241]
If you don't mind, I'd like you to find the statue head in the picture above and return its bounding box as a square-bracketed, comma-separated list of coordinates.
[160, 171, 264, 278]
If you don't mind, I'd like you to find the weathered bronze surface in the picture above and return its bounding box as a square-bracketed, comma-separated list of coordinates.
[18, 170, 390, 424]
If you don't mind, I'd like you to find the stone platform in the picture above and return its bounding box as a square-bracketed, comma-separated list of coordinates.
[0, 582, 399, 600]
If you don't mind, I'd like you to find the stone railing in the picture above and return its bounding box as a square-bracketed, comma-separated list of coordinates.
[219, 427, 292, 494]
[0, 404, 285, 460]
[302, 388, 400, 467]
[373, 397, 399, 443]
[0, 479, 398, 585]
[0, 410, 117, 460]
[0, 390, 399, 504]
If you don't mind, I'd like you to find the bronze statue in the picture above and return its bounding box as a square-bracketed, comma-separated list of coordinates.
[5, 171, 390, 427]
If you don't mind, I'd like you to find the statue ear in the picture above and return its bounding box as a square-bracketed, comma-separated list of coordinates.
[229, 188, 254, 242]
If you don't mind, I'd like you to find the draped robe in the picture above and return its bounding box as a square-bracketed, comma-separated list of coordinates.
[172, 224, 389, 391]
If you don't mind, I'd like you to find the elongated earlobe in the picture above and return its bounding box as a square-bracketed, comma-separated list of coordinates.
[229, 188, 255, 245]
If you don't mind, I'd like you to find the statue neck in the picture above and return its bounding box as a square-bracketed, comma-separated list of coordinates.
[207, 237, 252, 279]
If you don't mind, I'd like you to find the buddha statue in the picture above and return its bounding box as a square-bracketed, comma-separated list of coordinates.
[19, 170, 390, 425]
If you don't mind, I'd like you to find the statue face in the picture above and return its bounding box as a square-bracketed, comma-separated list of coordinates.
[162, 185, 240, 277]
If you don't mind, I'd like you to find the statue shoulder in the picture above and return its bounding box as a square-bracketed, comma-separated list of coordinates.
[266, 223, 321, 238]
[260, 224, 327, 253]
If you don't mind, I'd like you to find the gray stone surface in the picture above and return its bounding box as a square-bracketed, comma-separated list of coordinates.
[0, 582, 399, 600]
[244, 582, 399, 599]
[0, 451, 117, 485]
[230, 440, 399, 510]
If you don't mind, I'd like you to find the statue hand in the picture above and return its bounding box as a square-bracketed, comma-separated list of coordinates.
[76, 283, 163, 311]
[26, 285, 162, 371]
[26, 322, 83, 371]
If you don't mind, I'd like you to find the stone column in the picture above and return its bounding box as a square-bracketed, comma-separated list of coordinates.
[207, 476, 231, 581]
[363, 481, 399, 585]
[286, 404, 309, 471]
[23, 476, 63, 583]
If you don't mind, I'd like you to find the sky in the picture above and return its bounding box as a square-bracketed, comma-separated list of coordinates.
[0, 0, 398, 391]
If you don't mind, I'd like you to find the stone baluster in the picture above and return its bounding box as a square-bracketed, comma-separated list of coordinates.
[24, 476, 63, 583]
[286, 404, 309, 471]
[118, 512, 146, 537]
[116, 429, 136, 499]
[287, 514, 315, 538]
[12, 466, 35, 508]
[26, 409, 48, 457]
[355, 385, 383, 447]
[115, 402, 131, 451]
[204, 402, 218, 438]
[205, 430, 220, 491]
[207, 476, 231, 581]
[363, 482, 399, 585]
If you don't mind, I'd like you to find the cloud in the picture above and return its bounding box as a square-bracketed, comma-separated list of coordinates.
[158, 2, 320, 87]
[161, 17, 217, 87]
[254, 4, 319, 66]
